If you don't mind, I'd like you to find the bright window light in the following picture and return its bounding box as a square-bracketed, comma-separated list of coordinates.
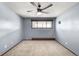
[32, 21, 52, 29]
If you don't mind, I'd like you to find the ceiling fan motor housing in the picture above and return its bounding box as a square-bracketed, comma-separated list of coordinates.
[37, 8, 42, 12]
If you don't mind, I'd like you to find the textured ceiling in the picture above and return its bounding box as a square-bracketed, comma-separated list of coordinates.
[4, 2, 78, 17]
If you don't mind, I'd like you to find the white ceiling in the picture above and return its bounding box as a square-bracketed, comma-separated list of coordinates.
[4, 2, 78, 17]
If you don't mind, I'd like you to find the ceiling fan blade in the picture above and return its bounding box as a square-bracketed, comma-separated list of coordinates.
[30, 2, 37, 7]
[27, 10, 33, 12]
[27, 10, 34, 12]
[38, 2, 40, 5]
[41, 11, 49, 14]
[41, 4, 53, 10]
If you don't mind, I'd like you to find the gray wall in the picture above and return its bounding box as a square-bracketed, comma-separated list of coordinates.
[0, 3, 23, 55]
[24, 18, 56, 39]
[56, 3, 79, 55]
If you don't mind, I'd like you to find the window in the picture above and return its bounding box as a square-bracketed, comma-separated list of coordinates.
[32, 20, 52, 29]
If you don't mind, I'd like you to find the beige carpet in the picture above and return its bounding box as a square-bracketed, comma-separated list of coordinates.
[3, 40, 75, 56]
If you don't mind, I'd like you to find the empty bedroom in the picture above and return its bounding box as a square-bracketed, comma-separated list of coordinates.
[0, 2, 79, 56]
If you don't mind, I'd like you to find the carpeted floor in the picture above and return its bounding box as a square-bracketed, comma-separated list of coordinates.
[3, 40, 75, 56]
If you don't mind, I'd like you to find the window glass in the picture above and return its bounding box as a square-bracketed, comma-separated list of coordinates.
[42, 21, 47, 28]
[47, 21, 52, 28]
[32, 21, 38, 28]
[38, 21, 43, 28]
[32, 21, 52, 29]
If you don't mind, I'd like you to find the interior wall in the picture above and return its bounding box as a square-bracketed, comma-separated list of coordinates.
[0, 3, 23, 55]
[23, 18, 56, 39]
[56, 3, 79, 55]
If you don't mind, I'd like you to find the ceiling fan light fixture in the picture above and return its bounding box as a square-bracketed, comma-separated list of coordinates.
[37, 12, 42, 15]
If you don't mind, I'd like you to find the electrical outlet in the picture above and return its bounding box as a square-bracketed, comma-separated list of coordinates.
[11, 42, 13, 44]
[65, 42, 68, 45]
[4, 45, 7, 48]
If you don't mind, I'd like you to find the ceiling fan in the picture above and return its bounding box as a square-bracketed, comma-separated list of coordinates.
[27, 2, 53, 15]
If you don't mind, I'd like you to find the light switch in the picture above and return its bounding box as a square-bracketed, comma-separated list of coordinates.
[65, 42, 68, 45]
[11, 42, 13, 44]
[4, 45, 7, 48]
[58, 21, 61, 24]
